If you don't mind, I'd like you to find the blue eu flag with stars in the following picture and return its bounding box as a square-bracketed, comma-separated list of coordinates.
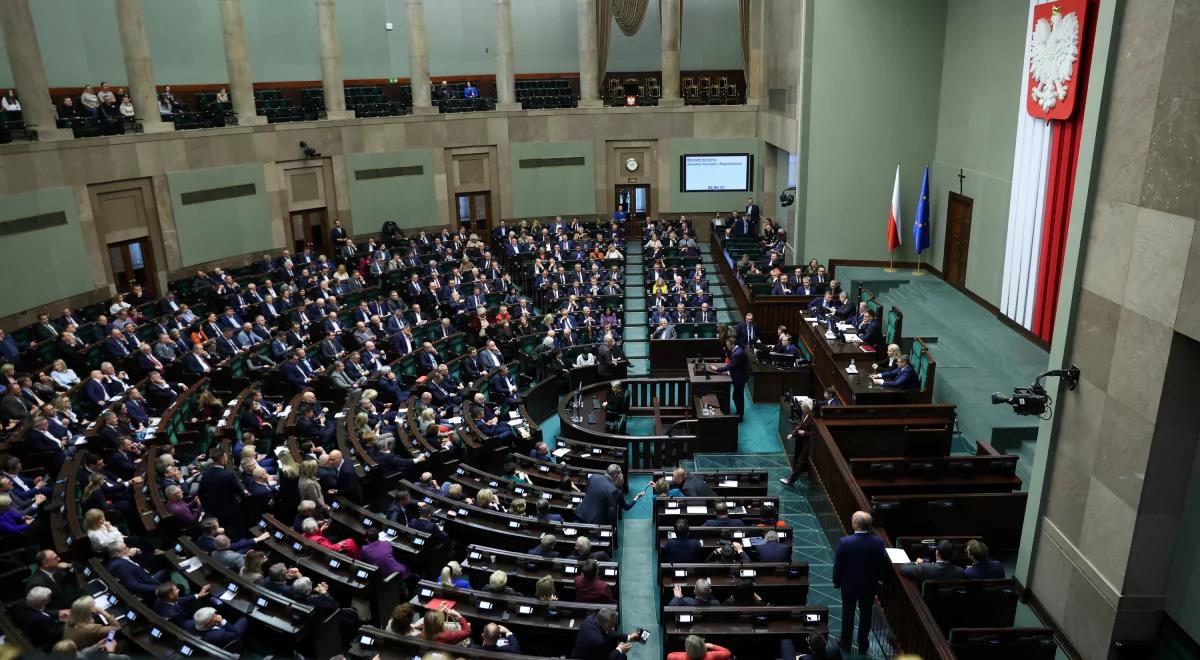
[913, 165, 931, 254]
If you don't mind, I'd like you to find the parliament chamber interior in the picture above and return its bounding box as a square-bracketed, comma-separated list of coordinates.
[0, 1, 1197, 659]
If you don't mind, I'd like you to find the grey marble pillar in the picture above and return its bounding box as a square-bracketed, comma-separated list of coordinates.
[114, 0, 170, 132]
[217, 0, 265, 125]
[659, 0, 682, 106]
[315, 0, 352, 120]
[407, 0, 436, 115]
[0, 0, 70, 140]
[494, 0, 519, 111]
[577, 0, 602, 107]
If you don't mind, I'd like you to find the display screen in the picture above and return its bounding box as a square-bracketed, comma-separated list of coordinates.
[680, 154, 753, 192]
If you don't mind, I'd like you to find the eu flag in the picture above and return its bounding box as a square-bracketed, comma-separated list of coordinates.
[913, 165, 931, 254]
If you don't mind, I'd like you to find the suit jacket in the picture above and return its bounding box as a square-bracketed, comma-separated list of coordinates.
[333, 459, 363, 504]
[652, 324, 677, 340]
[660, 537, 702, 563]
[573, 576, 616, 604]
[570, 614, 627, 660]
[575, 474, 634, 526]
[106, 557, 159, 596]
[857, 319, 882, 345]
[714, 346, 750, 385]
[489, 373, 517, 399]
[734, 321, 758, 346]
[832, 531, 888, 595]
[15, 604, 63, 651]
[880, 365, 918, 390]
[755, 541, 792, 563]
[198, 466, 247, 539]
[898, 560, 966, 583]
[677, 474, 715, 497]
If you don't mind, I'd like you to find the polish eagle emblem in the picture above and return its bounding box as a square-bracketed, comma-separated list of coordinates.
[1028, 6, 1080, 113]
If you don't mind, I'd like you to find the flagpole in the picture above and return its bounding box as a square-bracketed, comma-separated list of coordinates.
[912, 252, 924, 276]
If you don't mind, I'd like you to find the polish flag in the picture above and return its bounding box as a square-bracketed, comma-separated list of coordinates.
[887, 163, 902, 252]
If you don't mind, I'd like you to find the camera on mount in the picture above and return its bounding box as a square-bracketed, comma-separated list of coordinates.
[780, 186, 797, 207]
[992, 366, 1080, 418]
[299, 141, 321, 158]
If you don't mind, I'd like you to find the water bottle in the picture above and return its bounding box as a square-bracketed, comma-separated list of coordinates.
[849, 359, 856, 373]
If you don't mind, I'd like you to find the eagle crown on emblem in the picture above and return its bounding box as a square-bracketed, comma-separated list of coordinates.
[1029, 6, 1080, 112]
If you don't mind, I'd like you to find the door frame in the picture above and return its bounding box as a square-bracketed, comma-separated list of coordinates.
[87, 178, 168, 296]
[614, 184, 652, 238]
[942, 191, 973, 289]
[289, 208, 330, 253]
[454, 191, 493, 236]
[107, 237, 159, 296]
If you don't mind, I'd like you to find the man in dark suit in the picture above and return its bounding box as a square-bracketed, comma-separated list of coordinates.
[153, 581, 210, 625]
[409, 503, 449, 547]
[489, 364, 520, 408]
[734, 313, 758, 346]
[191, 607, 250, 648]
[745, 196, 761, 231]
[671, 468, 715, 497]
[755, 530, 792, 562]
[25, 550, 74, 610]
[660, 518, 702, 563]
[14, 586, 63, 651]
[198, 452, 248, 539]
[832, 511, 889, 653]
[105, 542, 169, 597]
[898, 540, 966, 584]
[575, 464, 644, 526]
[569, 608, 638, 660]
[873, 355, 918, 390]
[856, 309, 882, 346]
[709, 337, 749, 418]
[702, 501, 745, 527]
[326, 449, 363, 504]
[596, 337, 623, 380]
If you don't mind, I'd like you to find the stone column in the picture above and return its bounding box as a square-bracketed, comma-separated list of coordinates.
[659, 0, 682, 106]
[494, 0, 519, 111]
[315, 0, 352, 120]
[576, 0, 602, 107]
[217, 0, 264, 125]
[114, 0, 170, 132]
[745, 0, 766, 106]
[406, 0, 436, 115]
[0, 0, 70, 140]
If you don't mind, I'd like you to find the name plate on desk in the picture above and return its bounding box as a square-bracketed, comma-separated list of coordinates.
[718, 480, 738, 488]
[686, 506, 708, 514]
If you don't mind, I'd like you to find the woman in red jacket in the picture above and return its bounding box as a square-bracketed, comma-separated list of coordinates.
[666, 635, 732, 660]
[418, 608, 471, 645]
[300, 517, 361, 559]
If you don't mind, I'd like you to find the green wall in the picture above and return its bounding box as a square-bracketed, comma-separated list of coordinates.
[800, 0, 947, 263]
[167, 165, 273, 267]
[670, 137, 763, 214]
[0, 188, 93, 317]
[929, 0, 1026, 307]
[508, 141, 596, 218]
[345, 150, 438, 231]
[0, 0, 742, 88]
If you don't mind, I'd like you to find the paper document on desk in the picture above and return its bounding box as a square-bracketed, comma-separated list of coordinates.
[718, 480, 738, 488]
[836, 322, 852, 331]
[887, 548, 912, 564]
[803, 317, 818, 324]
[843, 333, 861, 343]
[686, 506, 709, 514]
[509, 411, 521, 419]
[845, 364, 858, 374]
[552, 447, 571, 457]
[824, 331, 837, 340]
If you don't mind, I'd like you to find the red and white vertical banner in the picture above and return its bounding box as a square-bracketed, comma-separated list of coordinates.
[1001, 0, 1096, 342]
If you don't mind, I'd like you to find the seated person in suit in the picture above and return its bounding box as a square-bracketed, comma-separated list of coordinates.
[774, 334, 801, 357]
[667, 578, 722, 607]
[16, 586, 64, 651]
[965, 539, 1005, 579]
[833, 291, 856, 321]
[871, 355, 918, 390]
[570, 608, 640, 660]
[153, 581, 211, 625]
[701, 501, 745, 527]
[652, 318, 677, 340]
[755, 530, 792, 562]
[771, 274, 794, 295]
[104, 542, 170, 597]
[779, 631, 843, 660]
[484, 570, 520, 597]
[661, 518, 702, 563]
[898, 539, 966, 584]
[190, 607, 249, 648]
[488, 364, 521, 408]
[528, 533, 561, 558]
[807, 290, 837, 315]
[855, 309, 882, 345]
[569, 535, 611, 562]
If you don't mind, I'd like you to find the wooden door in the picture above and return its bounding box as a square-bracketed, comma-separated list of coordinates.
[289, 209, 329, 253]
[455, 192, 492, 235]
[107, 238, 158, 295]
[615, 184, 650, 239]
[943, 192, 973, 288]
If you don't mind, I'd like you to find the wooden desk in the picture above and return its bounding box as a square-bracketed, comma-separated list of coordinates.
[693, 393, 738, 452]
[688, 358, 731, 414]
[662, 605, 829, 659]
[649, 337, 725, 376]
[564, 387, 608, 431]
[653, 496, 781, 527]
[750, 356, 816, 402]
[659, 563, 809, 605]
[656, 525, 795, 550]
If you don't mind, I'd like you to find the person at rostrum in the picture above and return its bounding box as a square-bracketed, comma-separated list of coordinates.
[575, 464, 646, 526]
[706, 336, 749, 419]
[570, 607, 642, 660]
[832, 511, 889, 654]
